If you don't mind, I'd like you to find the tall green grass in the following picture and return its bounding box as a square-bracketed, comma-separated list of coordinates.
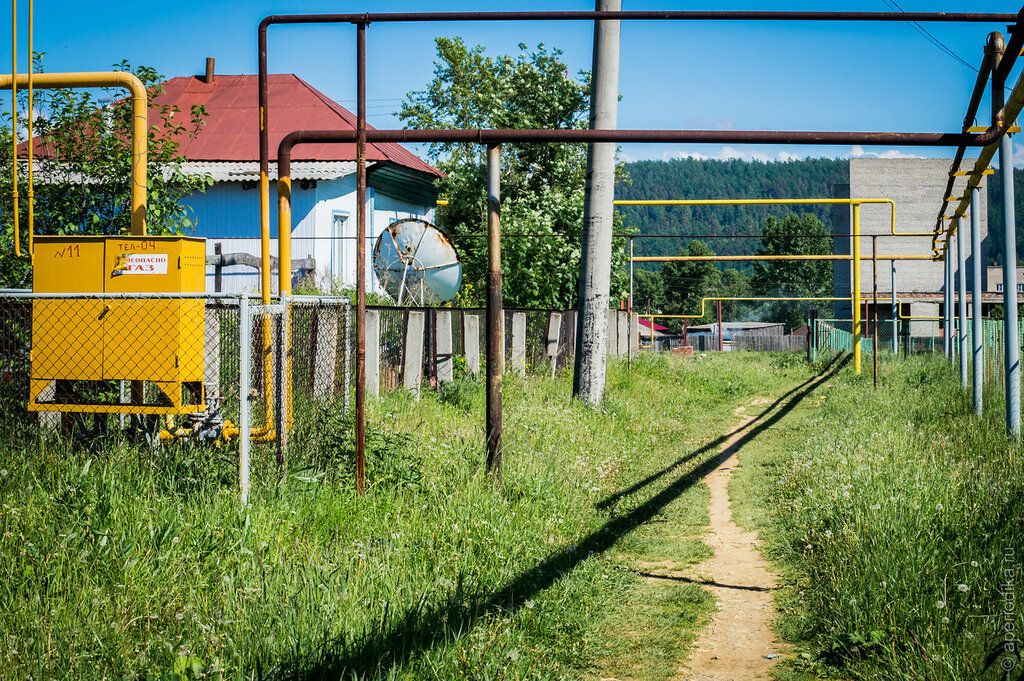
[733, 354, 1024, 680]
[0, 352, 805, 680]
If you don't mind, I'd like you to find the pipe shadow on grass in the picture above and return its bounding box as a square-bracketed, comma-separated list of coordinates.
[596, 352, 847, 511]
[267, 354, 850, 679]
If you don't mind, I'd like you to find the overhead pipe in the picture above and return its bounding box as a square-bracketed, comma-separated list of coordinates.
[0, 71, 149, 238]
[936, 30, 1024, 255]
[261, 9, 1022, 479]
[631, 254, 934, 262]
[616, 197, 936, 236]
[934, 30, 1000, 235]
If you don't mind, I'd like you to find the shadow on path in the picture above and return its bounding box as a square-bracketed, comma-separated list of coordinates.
[635, 571, 778, 593]
[596, 353, 845, 511]
[267, 355, 849, 679]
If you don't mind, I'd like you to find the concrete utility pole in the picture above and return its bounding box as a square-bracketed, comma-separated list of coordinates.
[573, 0, 621, 406]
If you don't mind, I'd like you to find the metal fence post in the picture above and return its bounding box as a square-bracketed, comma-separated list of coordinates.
[891, 262, 898, 353]
[944, 253, 952, 361]
[239, 294, 251, 504]
[276, 292, 289, 472]
[344, 302, 351, 414]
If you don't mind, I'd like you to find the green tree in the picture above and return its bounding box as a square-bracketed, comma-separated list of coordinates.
[400, 38, 627, 308]
[632, 268, 666, 313]
[751, 213, 832, 330]
[0, 60, 212, 287]
[719, 267, 752, 320]
[661, 240, 721, 327]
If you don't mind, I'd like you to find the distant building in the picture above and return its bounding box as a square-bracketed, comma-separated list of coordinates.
[832, 158, 988, 335]
[149, 66, 443, 294]
[686, 321, 784, 350]
[985, 266, 1024, 295]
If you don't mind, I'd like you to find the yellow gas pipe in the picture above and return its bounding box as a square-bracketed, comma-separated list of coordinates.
[0, 70, 150, 240]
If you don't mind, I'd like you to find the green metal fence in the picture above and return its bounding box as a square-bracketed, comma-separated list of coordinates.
[951, 318, 1024, 398]
[813, 315, 1024, 415]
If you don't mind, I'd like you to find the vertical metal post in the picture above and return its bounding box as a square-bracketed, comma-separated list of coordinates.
[956, 217, 969, 389]
[239, 294, 251, 504]
[852, 204, 862, 373]
[891, 262, 898, 353]
[717, 299, 723, 352]
[992, 30, 1020, 437]
[627, 236, 633, 374]
[214, 242, 223, 293]
[811, 309, 818, 363]
[971, 189, 984, 416]
[944, 253, 952, 361]
[275, 292, 288, 473]
[1000, 134, 1020, 437]
[485, 144, 504, 483]
[344, 302, 351, 415]
[355, 22, 368, 491]
[873, 236, 878, 389]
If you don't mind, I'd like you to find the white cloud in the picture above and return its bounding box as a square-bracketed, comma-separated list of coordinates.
[846, 145, 923, 160]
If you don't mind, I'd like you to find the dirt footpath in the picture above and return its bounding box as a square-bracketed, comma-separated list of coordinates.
[677, 402, 787, 681]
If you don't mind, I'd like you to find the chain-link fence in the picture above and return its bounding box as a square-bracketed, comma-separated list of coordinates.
[950, 318, 1024, 399]
[0, 291, 604, 495]
[0, 291, 243, 447]
[812, 318, 901, 360]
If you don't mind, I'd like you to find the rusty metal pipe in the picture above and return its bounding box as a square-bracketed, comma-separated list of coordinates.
[260, 11, 1016, 27]
[277, 127, 982, 146]
[355, 22, 367, 493]
[485, 144, 503, 483]
[935, 33, 997, 234]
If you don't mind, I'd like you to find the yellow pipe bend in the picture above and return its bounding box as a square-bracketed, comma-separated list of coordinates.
[0, 71, 149, 238]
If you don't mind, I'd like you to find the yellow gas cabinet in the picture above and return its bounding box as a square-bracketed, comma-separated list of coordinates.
[28, 235, 208, 414]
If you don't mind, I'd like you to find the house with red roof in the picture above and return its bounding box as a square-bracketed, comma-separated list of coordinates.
[152, 64, 443, 293]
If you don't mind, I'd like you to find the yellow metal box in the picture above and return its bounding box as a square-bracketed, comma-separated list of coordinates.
[29, 235, 208, 414]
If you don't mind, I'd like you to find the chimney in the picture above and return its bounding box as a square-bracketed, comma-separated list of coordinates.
[204, 57, 215, 84]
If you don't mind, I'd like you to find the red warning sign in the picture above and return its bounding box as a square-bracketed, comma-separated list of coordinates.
[116, 253, 169, 275]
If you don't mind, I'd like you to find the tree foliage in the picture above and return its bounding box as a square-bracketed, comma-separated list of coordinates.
[400, 38, 627, 308]
[0, 59, 212, 287]
[618, 156, 848, 261]
[660, 240, 721, 325]
[751, 213, 832, 330]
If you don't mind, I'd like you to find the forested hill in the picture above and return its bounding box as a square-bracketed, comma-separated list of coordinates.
[617, 157, 849, 261]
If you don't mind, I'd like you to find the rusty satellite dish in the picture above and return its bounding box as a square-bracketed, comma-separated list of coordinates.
[372, 218, 463, 305]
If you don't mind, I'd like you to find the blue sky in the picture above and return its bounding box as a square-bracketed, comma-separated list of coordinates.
[2, 1, 1021, 164]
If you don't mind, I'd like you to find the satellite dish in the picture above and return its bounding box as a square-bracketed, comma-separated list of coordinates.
[373, 218, 463, 305]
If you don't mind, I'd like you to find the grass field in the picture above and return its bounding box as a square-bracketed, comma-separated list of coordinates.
[0, 353, 805, 680]
[2, 351, 1019, 680]
[732, 354, 1024, 681]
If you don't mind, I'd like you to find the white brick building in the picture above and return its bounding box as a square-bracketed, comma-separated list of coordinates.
[832, 157, 988, 333]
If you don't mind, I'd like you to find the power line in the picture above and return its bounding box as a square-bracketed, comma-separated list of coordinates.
[881, 0, 978, 73]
